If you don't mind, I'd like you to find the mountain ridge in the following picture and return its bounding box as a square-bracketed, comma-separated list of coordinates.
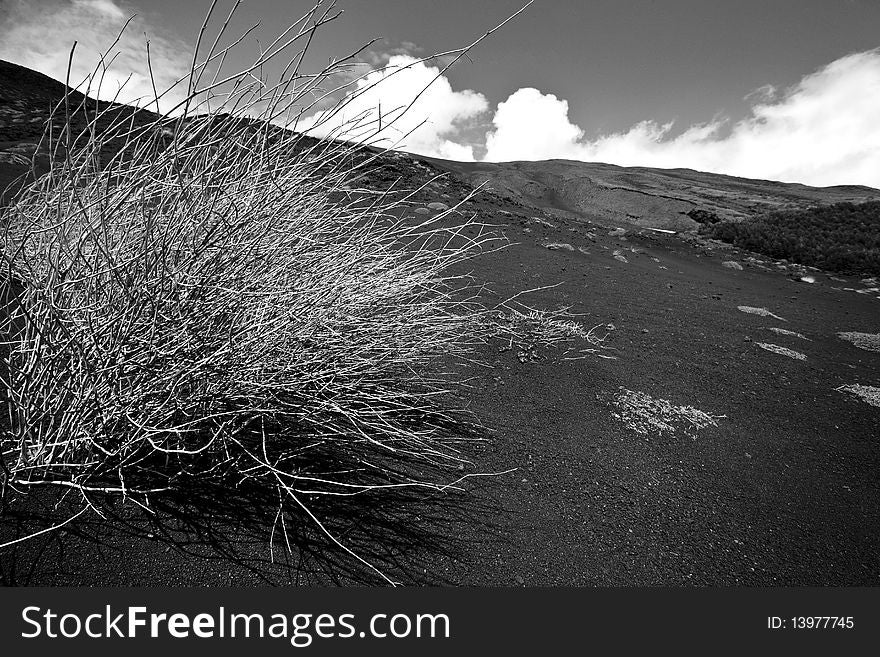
[423, 156, 880, 231]
[3, 58, 878, 231]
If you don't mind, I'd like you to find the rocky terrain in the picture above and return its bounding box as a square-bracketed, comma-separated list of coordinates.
[1, 59, 879, 586]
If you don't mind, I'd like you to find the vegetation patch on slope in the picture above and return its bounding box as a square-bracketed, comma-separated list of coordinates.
[703, 201, 880, 276]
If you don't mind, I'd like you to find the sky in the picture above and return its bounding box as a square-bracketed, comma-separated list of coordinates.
[1, 0, 879, 187]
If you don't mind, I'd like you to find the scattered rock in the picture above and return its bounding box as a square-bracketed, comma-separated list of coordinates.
[798, 276, 816, 284]
[738, 306, 787, 322]
[836, 384, 880, 408]
[767, 327, 810, 341]
[837, 332, 880, 353]
[427, 202, 449, 211]
[613, 255, 629, 263]
[415, 207, 430, 215]
[722, 261, 743, 270]
[608, 227, 627, 237]
[544, 242, 575, 251]
[756, 343, 806, 360]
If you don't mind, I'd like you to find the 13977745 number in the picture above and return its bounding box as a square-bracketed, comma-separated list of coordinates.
[768, 616, 854, 630]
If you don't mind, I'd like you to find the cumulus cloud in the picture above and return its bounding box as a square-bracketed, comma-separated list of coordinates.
[0, 0, 191, 113]
[298, 55, 489, 161]
[484, 88, 585, 162]
[483, 49, 880, 188]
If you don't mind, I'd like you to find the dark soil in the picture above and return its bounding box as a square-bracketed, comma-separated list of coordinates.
[4, 188, 878, 586]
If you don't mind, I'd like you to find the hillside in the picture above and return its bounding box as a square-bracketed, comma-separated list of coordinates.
[4, 58, 878, 223]
[426, 157, 880, 232]
[0, 59, 165, 203]
[1, 60, 879, 587]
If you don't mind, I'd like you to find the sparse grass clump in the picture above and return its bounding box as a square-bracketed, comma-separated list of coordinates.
[488, 309, 611, 362]
[604, 388, 723, 439]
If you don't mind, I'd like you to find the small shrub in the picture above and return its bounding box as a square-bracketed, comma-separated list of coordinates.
[687, 208, 721, 225]
[0, 1, 576, 582]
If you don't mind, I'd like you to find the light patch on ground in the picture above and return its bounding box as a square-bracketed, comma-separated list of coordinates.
[738, 306, 787, 321]
[756, 343, 807, 360]
[836, 384, 880, 408]
[766, 327, 810, 341]
[837, 332, 880, 353]
[605, 388, 723, 439]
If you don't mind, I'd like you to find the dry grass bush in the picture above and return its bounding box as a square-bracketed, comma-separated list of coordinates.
[488, 308, 613, 362]
[0, 1, 560, 582]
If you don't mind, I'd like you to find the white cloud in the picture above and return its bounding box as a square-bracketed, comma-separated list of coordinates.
[72, 0, 126, 20]
[298, 55, 489, 161]
[484, 49, 880, 188]
[484, 88, 584, 162]
[0, 0, 191, 113]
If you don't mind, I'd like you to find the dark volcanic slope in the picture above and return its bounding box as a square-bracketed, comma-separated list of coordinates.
[0, 60, 164, 203]
[0, 59, 164, 141]
[426, 157, 880, 231]
[435, 215, 880, 586]
[5, 185, 879, 587]
[1, 62, 879, 586]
